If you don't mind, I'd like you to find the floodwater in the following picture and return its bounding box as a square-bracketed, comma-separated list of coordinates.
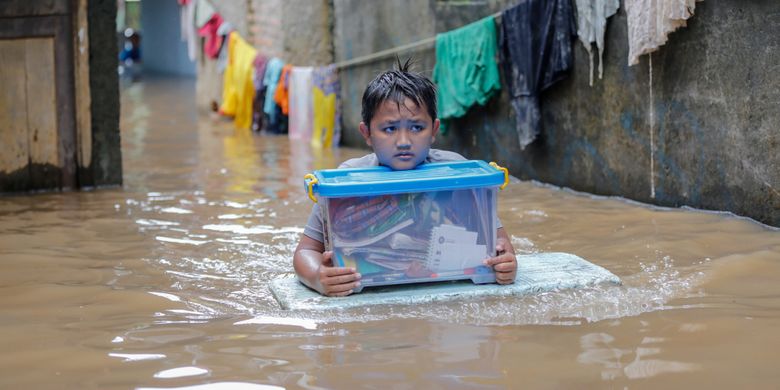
[1, 77, 779, 389]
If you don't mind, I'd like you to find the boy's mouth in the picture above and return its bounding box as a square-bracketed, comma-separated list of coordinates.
[394, 152, 414, 159]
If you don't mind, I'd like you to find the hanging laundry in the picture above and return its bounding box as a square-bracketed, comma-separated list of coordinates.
[194, 0, 216, 29]
[197, 13, 224, 59]
[500, 0, 576, 149]
[433, 16, 501, 133]
[274, 64, 293, 115]
[288, 67, 314, 141]
[575, 0, 620, 86]
[251, 55, 269, 132]
[215, 22, 234, 74]
[262, 58, 285, 127]
[311, 65, 341, 148]
[219, 32, 258, 130]
[179, 0, 197, 61]
[625, 0, 703, 66]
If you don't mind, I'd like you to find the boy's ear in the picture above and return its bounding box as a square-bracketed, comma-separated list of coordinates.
[358, 122, 372, 146]
[431, 118, 441, 142]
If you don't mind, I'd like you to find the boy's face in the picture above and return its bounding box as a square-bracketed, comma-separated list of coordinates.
[359, 98, 440, 170]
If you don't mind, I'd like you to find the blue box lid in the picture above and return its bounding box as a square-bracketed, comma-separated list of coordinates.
[306, 160, 506, 197]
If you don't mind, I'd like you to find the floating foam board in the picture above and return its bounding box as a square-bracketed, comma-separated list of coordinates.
[269, 252, 621, 310]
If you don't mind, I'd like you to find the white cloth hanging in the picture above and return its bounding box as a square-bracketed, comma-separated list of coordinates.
[575, 0, 620, 85]
[288, 67, 314, 142]
[179, 0, 197, 61]
[625, 0, 703, 66]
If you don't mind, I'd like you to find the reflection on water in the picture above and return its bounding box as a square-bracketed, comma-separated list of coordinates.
[0, 77, 778, 388]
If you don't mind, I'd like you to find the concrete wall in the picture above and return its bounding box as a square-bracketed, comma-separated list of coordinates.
[140, 0, 196, 77]
[333, 0, 438, 147]
[333, 0, 780, 227]
[88, 0, 122, 187]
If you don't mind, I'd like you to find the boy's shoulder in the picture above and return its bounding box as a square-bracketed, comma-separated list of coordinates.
[426, 149, 467, 163]
[338, 149, 466, 169]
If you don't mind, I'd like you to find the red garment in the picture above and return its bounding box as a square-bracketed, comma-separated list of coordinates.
[197, 13, 224, 59]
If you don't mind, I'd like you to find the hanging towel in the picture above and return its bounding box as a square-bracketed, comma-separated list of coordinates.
[433, 16, 501, 133]
[288, 67, 314, 141]
[262, 58, 285, 125]
[274, 64, 293, 115]
[194, 0, 216, 29]
[500, 0, 576, 149]
[311, 65, 341, 148]
[251, 55, 269, 132]
[575, 0, 620, 86]
[197, 13, 223, 59]
[625, 0, 703, 66]
[219, 32, 258, 130]
[179, 0, 197, 61]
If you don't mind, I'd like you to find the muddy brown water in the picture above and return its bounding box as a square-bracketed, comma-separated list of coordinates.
[1, 78, 778, 389]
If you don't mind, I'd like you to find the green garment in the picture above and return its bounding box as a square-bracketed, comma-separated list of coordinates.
[433, 16, 501, 133]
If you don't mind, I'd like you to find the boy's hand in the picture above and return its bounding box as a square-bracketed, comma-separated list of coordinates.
[484, 239, 517, 284]
[316, 251, 362, 297]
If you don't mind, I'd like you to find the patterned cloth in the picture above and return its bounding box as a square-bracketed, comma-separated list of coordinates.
[311, 65, 341, 148]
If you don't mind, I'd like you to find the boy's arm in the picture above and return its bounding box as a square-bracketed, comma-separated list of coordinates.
[484, 227, 517, 284]
[293, 234, 362, 296]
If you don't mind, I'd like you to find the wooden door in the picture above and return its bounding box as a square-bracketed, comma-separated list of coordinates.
[0, 1, 78, 191]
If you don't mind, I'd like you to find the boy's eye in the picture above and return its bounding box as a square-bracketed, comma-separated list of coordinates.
[382, 126, 396, 133]
[410, 125, 425, 132]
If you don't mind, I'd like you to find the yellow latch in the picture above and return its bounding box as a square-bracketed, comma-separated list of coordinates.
[304, 173, 319, 203]
[489, 162, 509, 190]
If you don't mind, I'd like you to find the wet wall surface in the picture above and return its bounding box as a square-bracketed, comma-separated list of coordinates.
[88, 0, 122, 187]
[333, 0, 780, 226]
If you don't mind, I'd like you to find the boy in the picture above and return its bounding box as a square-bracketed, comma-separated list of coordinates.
[293, 61, 517, 296]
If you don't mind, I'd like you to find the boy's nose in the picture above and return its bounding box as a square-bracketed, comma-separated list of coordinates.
[396, 130, 412, 148]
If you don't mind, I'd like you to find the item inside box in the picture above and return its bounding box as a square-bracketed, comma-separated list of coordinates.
[325, 189, 495, 283]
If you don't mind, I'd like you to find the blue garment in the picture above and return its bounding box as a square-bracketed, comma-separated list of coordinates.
[119, 46, 140, 62]
[262, 58, 284, 124]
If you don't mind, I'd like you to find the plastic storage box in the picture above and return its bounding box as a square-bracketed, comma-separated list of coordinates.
[304, 160, 509, 292]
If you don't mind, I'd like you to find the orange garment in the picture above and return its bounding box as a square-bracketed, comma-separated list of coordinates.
[219, 32, 257, 130]
[273, 64, 293, 115]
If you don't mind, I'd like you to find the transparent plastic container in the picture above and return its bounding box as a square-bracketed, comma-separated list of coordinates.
[304, 160, 508, 292]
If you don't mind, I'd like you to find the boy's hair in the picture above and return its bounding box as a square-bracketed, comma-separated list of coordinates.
[361, 57, 437, 129]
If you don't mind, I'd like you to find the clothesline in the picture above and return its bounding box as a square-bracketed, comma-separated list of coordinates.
[333, 11, 502, 70]
[191, 0, 704, 153]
